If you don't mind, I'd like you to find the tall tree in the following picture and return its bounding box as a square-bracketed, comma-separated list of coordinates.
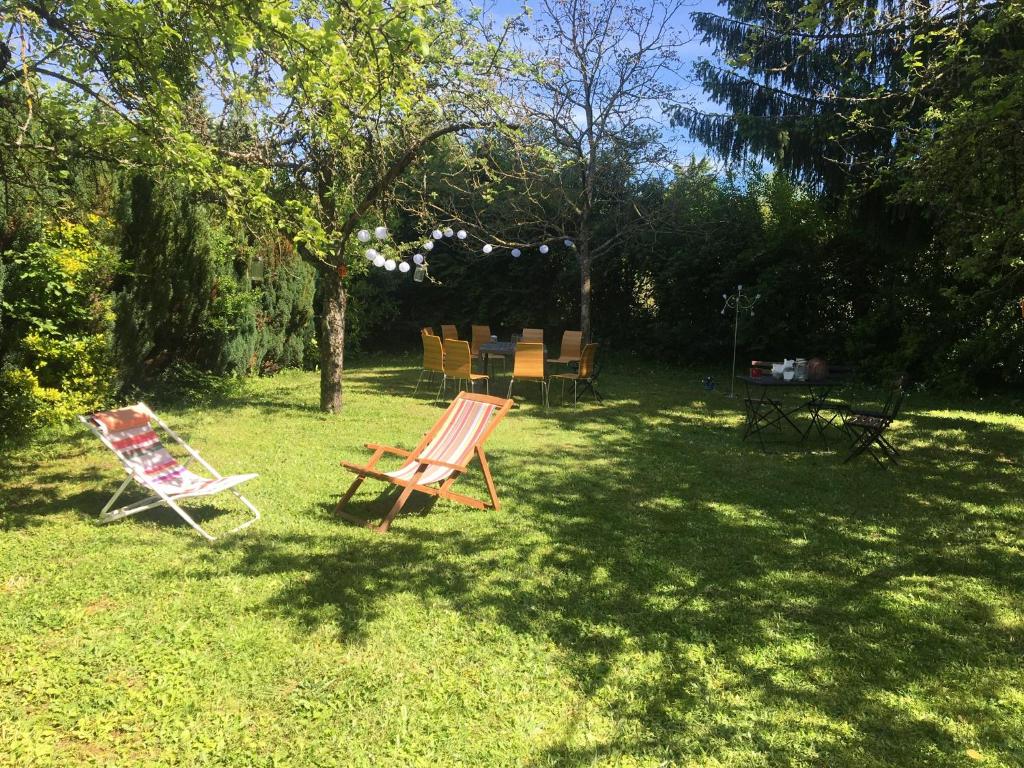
[4, 0, 515, 411]
[504, 0, 691, 342]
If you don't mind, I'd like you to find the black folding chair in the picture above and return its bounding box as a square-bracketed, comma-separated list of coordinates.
[843, 376, 906, 467]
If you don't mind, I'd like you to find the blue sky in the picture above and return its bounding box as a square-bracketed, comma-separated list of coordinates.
[480, 0, 727, 160]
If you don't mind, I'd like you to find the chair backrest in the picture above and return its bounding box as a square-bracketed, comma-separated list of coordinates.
[513, 342, 545, 380]
[558, 330, 582, 360]
[421, 326, 436, 337]
[409, 393, 513, 472]
[882, 375, 907, 421]
[422, 332, 444, 373]
[471, 324, 491, 355]
[443, 339, 473, 378]
[84, 404, 188, 488]
[521, 328, 543, 343]
[578, 343, 599, 379]
[442, 324, 459, 341]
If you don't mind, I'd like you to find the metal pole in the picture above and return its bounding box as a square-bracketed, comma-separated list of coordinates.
[729, 285, 741, 397]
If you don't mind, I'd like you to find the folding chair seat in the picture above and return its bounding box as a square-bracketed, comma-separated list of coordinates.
[336, 392, 512, 533]
[80, 403, 261, 541]
[843, 376, 906, 467]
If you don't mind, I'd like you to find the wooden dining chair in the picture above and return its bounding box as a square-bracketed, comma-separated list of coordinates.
[442, 324, 459, 341]
[550, 343, 599, 405]
[508, 342, 548, 406]
[442, 339, 489, 396]
[414, 332, 445, 397]
[547, 330, 582, 366]
[521, 328, 544, 343]
[421, 326, 436, 337]
[471, 324, 504, 374]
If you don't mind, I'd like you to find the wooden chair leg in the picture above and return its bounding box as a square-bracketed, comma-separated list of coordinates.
[374, 483, 418, 533]
[476, 446, 500, 511]
[335, 475, 365, 513]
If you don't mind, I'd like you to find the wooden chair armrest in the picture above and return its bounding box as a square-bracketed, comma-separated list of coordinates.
[365, 443, 412, 457]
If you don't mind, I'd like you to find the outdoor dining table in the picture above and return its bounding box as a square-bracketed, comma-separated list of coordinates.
[737, 374, 846, 449]
[479, 340, 547, 378]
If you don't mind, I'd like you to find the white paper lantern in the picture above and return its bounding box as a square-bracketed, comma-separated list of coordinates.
[423, 241, 434, 251]
[443, 227, 454, 238]
[398, 261, 411, 273]
[564, 239, 574, 247]
[384, 258, 396, 271]
[357, 229, 371, 243]
[511, 248, 521, 258]
[456, 229, 467, 240]
[374, 226, 388, 240]
[539, 244, 549, 254]
[413, 253, 424, 265]
[432, 229, 443, 240]
[373, 255, 385, 268]
[364, 248, 379, 261]
[482, 244, 493, 254]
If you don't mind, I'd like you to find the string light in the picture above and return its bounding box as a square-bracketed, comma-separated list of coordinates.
[358, 223, 578, 279]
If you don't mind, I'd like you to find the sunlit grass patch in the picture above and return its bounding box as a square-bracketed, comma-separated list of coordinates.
[1, 355, 1022, 766]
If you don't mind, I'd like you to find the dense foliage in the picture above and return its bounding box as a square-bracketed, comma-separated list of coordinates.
[1, 0, 1021, 442]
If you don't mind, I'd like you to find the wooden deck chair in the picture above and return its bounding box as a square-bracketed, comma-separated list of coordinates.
[414, 331, 445, 397]
[442, 324, 459, 341]
[550, 343, 599, 405]
[336, 392, 512, 533]
[521, 327, 544, 343]
[508, 341, 548, 406]
[547, 330, 582, 366]
[442, 339, 489, 397]
[80, 403, 260, 542]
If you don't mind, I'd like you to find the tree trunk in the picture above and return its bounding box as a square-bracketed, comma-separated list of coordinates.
[578, 242, 593, 343]
[319, 274, 346, 412]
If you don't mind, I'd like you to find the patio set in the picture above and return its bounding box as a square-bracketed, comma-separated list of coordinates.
[739, 358, 905, 467]
[415, 324, 603, 406]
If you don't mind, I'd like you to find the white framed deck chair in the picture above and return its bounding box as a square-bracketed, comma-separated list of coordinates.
[80, 403, 261, 542]
[336, 392, 512, 533]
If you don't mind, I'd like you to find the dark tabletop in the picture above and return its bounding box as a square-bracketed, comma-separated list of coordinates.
[737, 375, 843, 387]
[480, 341, 547, 355]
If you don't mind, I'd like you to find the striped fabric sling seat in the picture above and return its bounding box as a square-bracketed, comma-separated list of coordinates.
[336, 392, 513, 533]
[81, 403, 261, 541]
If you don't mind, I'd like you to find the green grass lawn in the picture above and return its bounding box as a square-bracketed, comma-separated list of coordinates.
[2, 356, 1023, 767]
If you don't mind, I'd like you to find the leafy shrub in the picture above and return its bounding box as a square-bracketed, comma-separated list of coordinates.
[0, 218, 119, 439]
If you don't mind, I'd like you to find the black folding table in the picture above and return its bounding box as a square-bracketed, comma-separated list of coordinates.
[737, 375, 845, 449]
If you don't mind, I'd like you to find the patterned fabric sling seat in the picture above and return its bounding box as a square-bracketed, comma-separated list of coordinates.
[82, 403, 261, 541]
[92, 406, 256, 497]
[384, 396, 498, 487]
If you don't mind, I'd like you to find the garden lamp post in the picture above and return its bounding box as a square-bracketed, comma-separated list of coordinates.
[721, 284, 761, 398]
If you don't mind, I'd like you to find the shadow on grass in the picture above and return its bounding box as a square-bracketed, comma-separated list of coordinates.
[171, 362, 1024, 765]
